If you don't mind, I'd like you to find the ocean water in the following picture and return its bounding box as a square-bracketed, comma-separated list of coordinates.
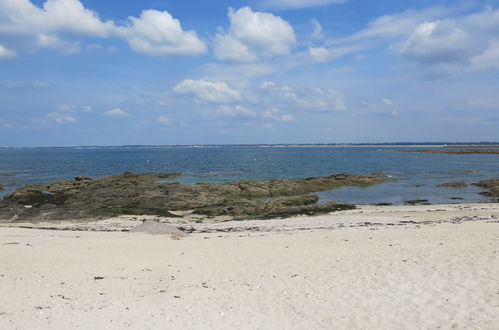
[0, 146, 498, 205]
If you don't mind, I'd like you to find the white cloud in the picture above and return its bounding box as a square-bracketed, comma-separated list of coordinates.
[0, 0, 115, 36]
[396, 8, 499, 72]
[82, 105, 93, 112]
[257, 0, 348, 10]
[308, 46, 330, 62]
[173, 79, 241, 104]
[216, 105, 257, 118]
[157, 115, 170, 124]
[338, 7, 450, 43]
[118, 9, 206, 56]
[0, 44, 16, 59]
[327, 6, 499, 73]
[0, 0, 115, 54]
[310, 19, 324, 39]
[58, 104, 76, 111]
[262, 109, 294, 122]
[214, 7, 296, 62]
[46, 112, 77, 123]
[104, 108, 129, 116]
[356, 98, 397, 116]
[307, 43, 368, 62]
[382, 98, 393, 106]
[0, 0, 206, 57]
[260, 81, 346, 111]
[469, 41, 499, 71]
[318, 6, 453, 63]
[398, 20, 475, 64]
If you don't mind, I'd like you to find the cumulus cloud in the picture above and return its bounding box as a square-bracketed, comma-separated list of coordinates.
[173, 79, 241, 104]
[216, 105, 257, 118]
[308, 46, 329, 62]
[214, 7, 296, 62]
[313, 6, 453, 64]
[325, 6, 499, 73]
[260, 81, 346, 111]
[172, 79, 347, 123]
[0, 0, 206, 57]
[0, 44, 16, 59]
[157, 115, 170, 124]
[262, 109, 294, 122]
[394, 8, 499, 73]
[104, 108, 129, 116]
[399, 20, 476, 64]
[46, 112, 77, 123]
[257, 0, 348, 10]
[117, 10, 206, 56]
[58, 104, 76, 111]
[0, 0, 114, 54]
[339, 7, 450, 43]
[355, 98, 397, 116]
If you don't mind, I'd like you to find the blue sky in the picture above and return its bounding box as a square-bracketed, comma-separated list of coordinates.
[1, 0, 498, 146]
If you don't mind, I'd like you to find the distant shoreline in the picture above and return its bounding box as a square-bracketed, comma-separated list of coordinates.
[1, 143, 499, 149]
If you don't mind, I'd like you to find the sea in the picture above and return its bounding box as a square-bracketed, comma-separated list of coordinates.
[0, 145, 498, 205]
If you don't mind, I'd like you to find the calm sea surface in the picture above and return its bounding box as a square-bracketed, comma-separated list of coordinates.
[0, 146, 498, 205]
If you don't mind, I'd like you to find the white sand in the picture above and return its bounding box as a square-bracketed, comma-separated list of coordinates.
[0, 204, 498, 329]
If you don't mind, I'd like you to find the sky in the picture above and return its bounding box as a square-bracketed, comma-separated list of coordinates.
[1, 0, 499, 147]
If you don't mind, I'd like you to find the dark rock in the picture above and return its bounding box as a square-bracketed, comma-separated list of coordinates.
[438, 182, 467, 187]
[0, 171, 385, 221]
[0, 184, 4, 192]
[75, 176, 92, 181]
[473, 178, 499, 197]
[404, 199, 429, 205]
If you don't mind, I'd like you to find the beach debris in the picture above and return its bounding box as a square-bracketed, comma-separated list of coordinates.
[93, 276, 104, 280]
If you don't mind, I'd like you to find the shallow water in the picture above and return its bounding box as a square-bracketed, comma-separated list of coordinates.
[0, 146, 498, 204]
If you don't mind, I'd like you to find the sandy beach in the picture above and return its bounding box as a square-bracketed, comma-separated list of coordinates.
[1, 203, 498, 329]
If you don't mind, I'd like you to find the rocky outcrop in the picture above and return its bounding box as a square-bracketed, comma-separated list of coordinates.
[0, 184, 4, 192]
[0, 171, 386, 222]
[438, 182, 467, 187]
[473, 179, 499, 197]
